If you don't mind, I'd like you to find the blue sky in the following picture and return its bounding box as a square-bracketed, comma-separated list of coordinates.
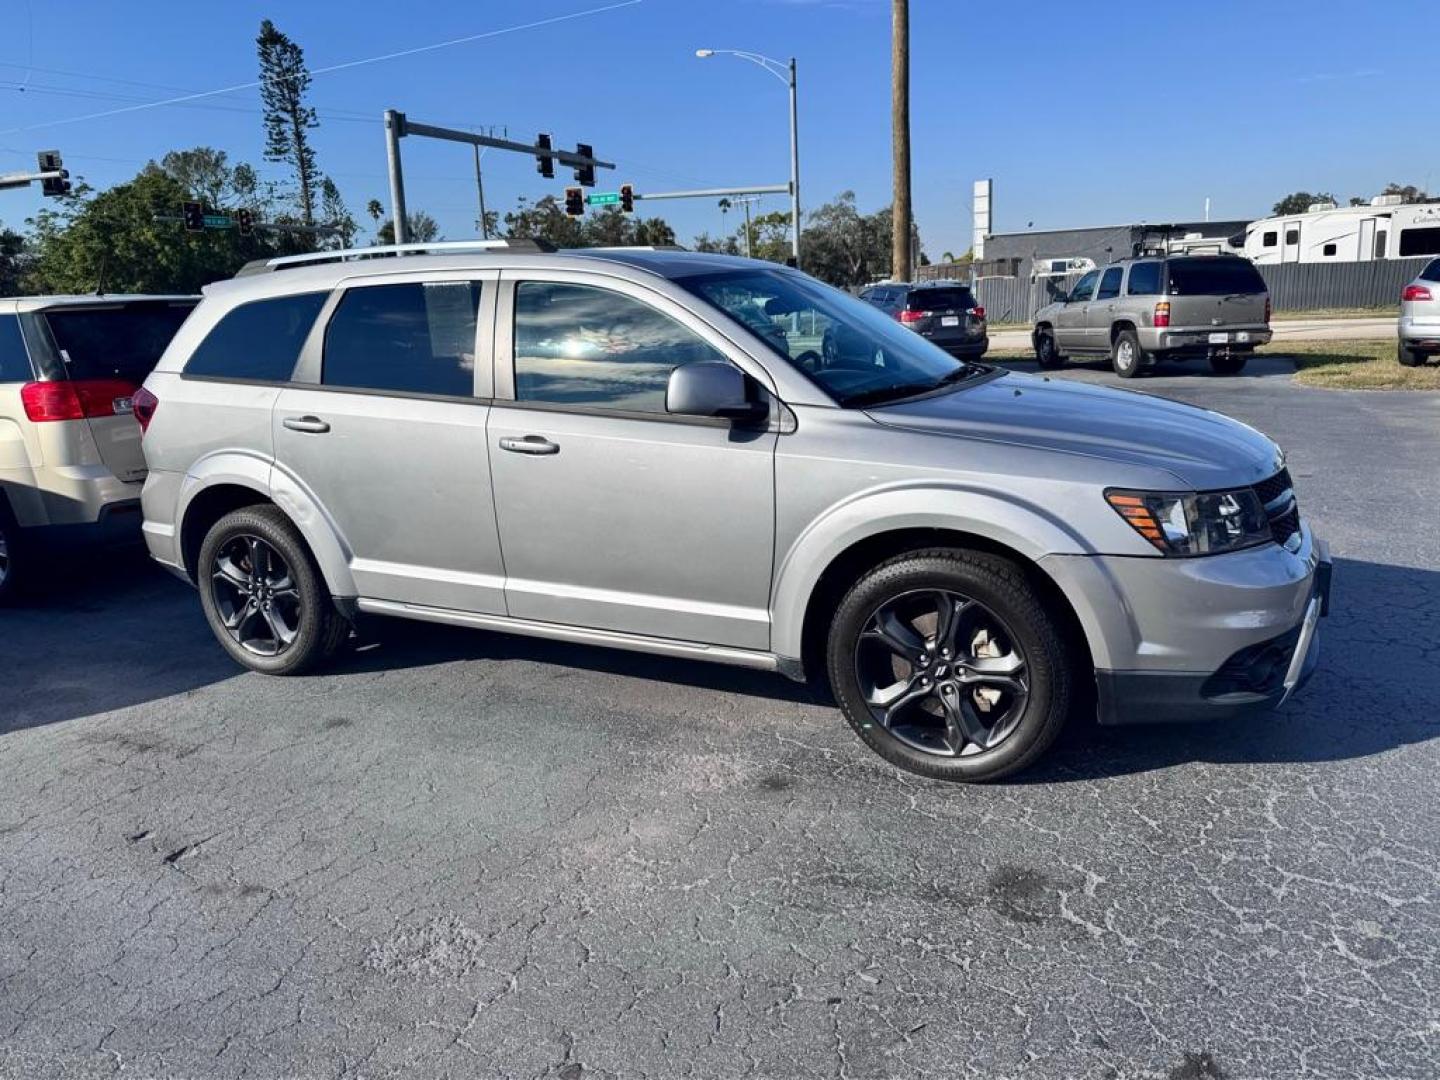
[2, 0, 1435, 258]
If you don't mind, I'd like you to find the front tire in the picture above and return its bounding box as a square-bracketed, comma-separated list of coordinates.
[826, 549, 1073, 783]
[197, 504, 349, 675]
[1112, 329, 1145, 378]
[1034, 328, 1064, 369]
[1209, 352, 1248, 375]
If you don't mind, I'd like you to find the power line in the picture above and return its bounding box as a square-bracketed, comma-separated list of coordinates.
[0, 1, 642, 136]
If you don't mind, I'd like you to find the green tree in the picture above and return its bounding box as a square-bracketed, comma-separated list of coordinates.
[504, 195, 584, 248]
[692, 231, 739, 255]
[1380, 182, 1437, 204]
[320, 176, 357, 248]
[631, 217, 676, 247]
[257, 19, 320, 225]
[26, 166, 281, 294]
[375, 211, 440, 245]
[160, 147, 236, 208]
[0, 223, 30, 297]
[799, 191, 898, 287]
[1272, 191, 1336, 215]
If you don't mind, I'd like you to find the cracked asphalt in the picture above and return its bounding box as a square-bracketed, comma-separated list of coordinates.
[2, 360, 1437, 1079]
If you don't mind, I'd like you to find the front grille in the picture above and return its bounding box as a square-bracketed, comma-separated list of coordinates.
[1253, 467, 1292, 507]
[1252, 468, 1301, 547]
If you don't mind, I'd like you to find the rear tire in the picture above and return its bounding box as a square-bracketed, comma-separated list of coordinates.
[1034, 328, 1064, 369]
[1209, 353, 1248, 375]
[0, 513, 21, 606]
[197, 504, 349, 676]
[826, 548, 1072, 783]
[1397, 342, 1423, 368]
[1112, 329, 1144, 378]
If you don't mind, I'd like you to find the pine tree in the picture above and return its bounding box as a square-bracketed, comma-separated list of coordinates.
[256, 19, 320, 225]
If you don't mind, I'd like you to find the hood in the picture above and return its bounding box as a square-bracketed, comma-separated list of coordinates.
[867, 371, 1283, 490]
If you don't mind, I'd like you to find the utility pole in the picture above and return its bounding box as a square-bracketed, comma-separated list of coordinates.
[473, 144, 489, 240]
[891, 0, 912, 282]
[384, 109, 409, 245]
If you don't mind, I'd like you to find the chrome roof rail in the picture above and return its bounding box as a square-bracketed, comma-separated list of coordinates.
[234, 238, 554, 276]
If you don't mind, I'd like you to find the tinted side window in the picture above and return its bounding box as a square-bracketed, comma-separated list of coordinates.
[323, 282, 481, 397]
[45, 302, 196, 383]
[1399, 227, 1440, 258]
[186, 293, 326, 381]
[0, 314, 31, 382]
[1421, 258, 1440, 283]
[1095, 267, 1123, 301]
[1068, 271, 1099, 302]
[1261, 231, 1278, 247]
[1126, 262, 1162, 296]
[513, 282, 729, 414]
[1285, 228, 1300, 245]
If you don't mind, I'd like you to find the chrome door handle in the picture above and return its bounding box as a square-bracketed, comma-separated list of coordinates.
[283, 415, 330, 434]
[499, 435, 560, 455]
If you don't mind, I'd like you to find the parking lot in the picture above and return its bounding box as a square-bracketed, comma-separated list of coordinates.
[2, 357, 1437, 1079]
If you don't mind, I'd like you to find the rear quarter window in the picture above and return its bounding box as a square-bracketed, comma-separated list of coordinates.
[185, 292, 327, 381]
[1126, 262, 1162, 296]
[1165, 259, 1266, 296]
[1422, 259, 1440, 283]
[0, 314, 31, 382]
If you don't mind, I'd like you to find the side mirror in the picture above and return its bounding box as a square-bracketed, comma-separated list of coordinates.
[666, 362, 764, 421]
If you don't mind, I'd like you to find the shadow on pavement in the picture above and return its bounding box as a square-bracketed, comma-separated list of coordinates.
[1027, 556, 1440, 782]
[338, 615, 821, 706]
[0, 547, 241, 736]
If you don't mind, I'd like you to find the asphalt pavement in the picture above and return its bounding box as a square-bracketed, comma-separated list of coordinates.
[1, 358, 1437, 1080]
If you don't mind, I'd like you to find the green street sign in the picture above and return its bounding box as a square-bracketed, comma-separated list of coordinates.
[585, 192, 620, 206]
[202, 214, 233, 229]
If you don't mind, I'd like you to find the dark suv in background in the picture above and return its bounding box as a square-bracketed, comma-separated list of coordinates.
[860, 280, 988, 359]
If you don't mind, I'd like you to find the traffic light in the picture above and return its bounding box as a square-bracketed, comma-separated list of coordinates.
[37, 150, 70, 198]
[535, 133, 554, 179]
[620, 184, 634, 214]
[564, 187, 584, 217]
[237, 208, 255, 236]
[182, 201, 205, 233]
[573, 143, 595, 187]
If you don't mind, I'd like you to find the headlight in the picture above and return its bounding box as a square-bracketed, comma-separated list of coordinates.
[1106, 488, 1270, 556]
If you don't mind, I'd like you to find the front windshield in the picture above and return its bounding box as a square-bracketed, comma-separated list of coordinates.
[679, 269, 979, 407]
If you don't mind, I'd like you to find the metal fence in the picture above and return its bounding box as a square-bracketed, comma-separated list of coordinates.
[916, 257, 1426, 324]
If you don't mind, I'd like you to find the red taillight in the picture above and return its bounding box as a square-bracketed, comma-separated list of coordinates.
[971, 306, 985, 320]
[132, 385, 159, 434]
[899, 309, 925, 324]
[1153, 301, 1171, 329]
[1403, 284, 1433, 302]
[20, 379, 138, 423]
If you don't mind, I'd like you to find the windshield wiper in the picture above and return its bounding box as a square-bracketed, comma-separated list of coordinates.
[844, 365, 977, 408]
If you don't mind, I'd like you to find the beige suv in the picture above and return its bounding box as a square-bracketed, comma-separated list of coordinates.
[0, 294, 197, 601]
[1032, 255, 1272, 377]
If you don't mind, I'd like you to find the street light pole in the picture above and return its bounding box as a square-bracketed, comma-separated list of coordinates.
[787, 57, 800, 267]
[696, 48, 801, 269]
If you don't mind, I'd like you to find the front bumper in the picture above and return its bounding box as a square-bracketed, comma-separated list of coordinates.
[1094, 539, 1331, 725]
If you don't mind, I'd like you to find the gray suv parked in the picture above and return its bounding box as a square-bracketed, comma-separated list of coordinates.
[138, 241, 1329, 782]
[1032, 255, 1272, 377]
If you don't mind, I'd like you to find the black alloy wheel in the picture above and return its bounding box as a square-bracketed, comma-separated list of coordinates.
[210, 534, 302, 657]
[854, 588, 1029, 757]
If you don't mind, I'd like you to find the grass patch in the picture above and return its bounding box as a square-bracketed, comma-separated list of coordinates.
[1272, 338, 1440, 390]
[1270, 307, 1395, 322]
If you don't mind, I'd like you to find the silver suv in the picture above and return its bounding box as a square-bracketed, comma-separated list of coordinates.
[137, 241, 1330, 782]
[1032, 255, 1272, 377]
[0, 294, 197, 602]
[1398, 257, 1440, 366]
